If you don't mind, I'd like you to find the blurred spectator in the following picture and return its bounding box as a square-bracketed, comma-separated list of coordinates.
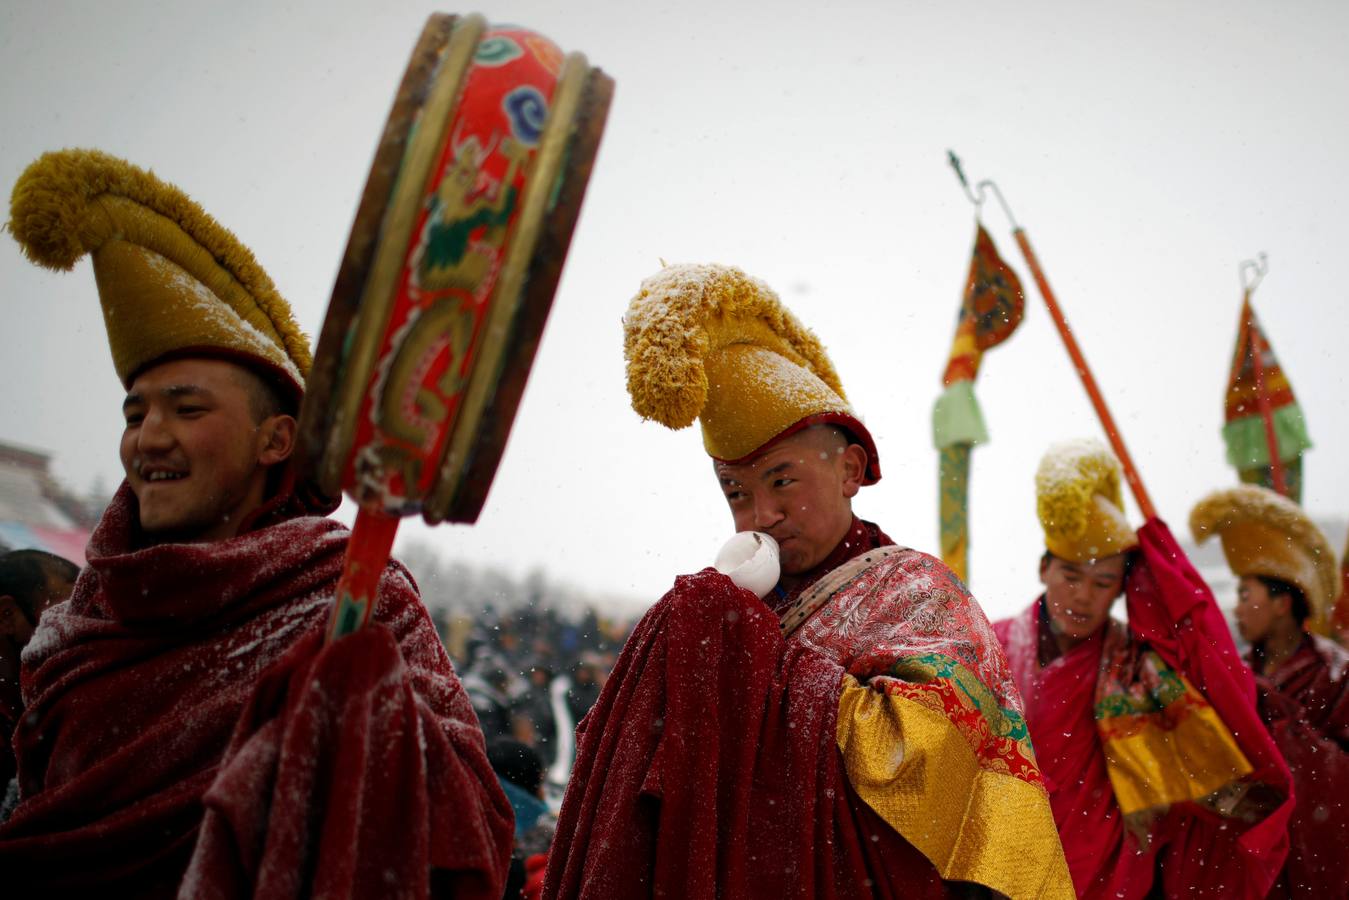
[0, 550, 79, 792]
[510, 665, 557, 766]
[565, 654, 605, 726]
[463, 655, 516, 743]
[488, 739, 554, 900]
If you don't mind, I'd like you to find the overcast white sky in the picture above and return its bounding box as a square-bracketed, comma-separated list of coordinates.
[3, 0, 1347, 620]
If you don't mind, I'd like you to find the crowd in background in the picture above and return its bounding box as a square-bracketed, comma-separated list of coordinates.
[443, 604, 634, 781]
[441, 605, 636, 899]
[390, 542, 639, 783]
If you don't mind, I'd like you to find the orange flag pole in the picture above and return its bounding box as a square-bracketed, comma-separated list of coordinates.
[948, 152, 1158, 521]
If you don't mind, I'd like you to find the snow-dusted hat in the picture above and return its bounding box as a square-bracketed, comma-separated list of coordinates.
[623, 263, 880, 483]
[9, 149, 309, 399]
[1037, 439, 1138, 563]
[1191, 484, 1337, 625]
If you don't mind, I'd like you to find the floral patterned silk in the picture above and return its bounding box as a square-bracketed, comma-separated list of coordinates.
[792, 545, 1072, 898]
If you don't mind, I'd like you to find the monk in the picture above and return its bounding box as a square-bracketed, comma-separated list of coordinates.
[543, 264, 1071, 899]
[0, 150, 512, 897]
[1192, 484, 1349, 896]
[993, 440, 1293, 900]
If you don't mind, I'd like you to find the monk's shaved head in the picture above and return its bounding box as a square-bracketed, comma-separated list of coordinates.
[799, 424, 849, 458]
[228, 366, 292, 424]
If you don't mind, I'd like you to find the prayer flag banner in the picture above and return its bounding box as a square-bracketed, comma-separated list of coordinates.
[933, 223, 1024, 583]
[1223, 298, 1311, 501]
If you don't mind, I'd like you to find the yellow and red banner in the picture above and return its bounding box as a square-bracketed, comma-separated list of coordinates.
[933, 224, 1024, 583]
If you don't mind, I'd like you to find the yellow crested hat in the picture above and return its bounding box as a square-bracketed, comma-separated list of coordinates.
[1036, 439, 1138, 563]
[1190, 484, 1337, 625]
[623, 263, 880, 482]
[9, 149, 310, 397]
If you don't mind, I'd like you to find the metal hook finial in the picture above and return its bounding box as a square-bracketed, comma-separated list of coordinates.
[947, 150, 981, 206]
[946, 150, 1020, 230]
[1240, 252, 1268, 295]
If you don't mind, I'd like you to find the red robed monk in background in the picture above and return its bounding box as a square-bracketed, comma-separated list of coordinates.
[1192, 484, 1349, 897]
[993, 440, 1293, 899]
[0, 150, 511, 897]
[543, 263, 1072, 899]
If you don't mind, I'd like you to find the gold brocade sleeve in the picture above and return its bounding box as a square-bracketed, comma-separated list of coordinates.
[1098, 671, 1254, 816]
[836, 675, 1074, 900]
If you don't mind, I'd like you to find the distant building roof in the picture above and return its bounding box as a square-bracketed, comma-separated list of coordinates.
[0, 439, 102, 566]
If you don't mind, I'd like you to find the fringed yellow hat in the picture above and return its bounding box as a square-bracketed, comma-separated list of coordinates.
[623, 263, 880, 482]
[1036, 439, 1138, 562]
[9, 149, 310, 398]
[1190, 484, 1337, 625]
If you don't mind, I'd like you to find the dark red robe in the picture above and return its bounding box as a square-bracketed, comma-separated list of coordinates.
[0, 482, 512, 898]
[543, 518, 1069, 899]
[1252, 634, 1349, 897]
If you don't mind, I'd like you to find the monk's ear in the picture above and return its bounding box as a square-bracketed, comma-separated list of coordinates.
[839, 444, 867, 499]
[257, 415, 297, 467]
[1272, 591, 1294, 620]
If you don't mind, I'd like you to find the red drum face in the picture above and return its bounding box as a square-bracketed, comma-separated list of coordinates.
[344, 26, 562, 512]
[298, 15, 612, 525]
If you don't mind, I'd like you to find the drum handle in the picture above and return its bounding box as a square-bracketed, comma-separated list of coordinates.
[325, 508, 402, 642]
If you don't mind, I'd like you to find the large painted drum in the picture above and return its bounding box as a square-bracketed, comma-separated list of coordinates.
[298, 13, 612, 527]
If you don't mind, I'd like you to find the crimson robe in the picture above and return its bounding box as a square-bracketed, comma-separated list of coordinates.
[543, 518, 1070, 899]
[1253, 634, 1349, 897]
[993, 519, 1292, 899]
[0, 482, 512, 897]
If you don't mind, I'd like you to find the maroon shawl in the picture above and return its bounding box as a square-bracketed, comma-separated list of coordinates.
[542, 519, 1022, 899]
[541, 569, 949, 900]
[1253, 634, 1349, 897]
[0, 482, 512, 897]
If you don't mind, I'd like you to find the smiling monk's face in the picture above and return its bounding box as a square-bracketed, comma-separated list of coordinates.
[119, 358, 295, 543]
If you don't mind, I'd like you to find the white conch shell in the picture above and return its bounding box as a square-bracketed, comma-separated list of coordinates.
[713, 531, 781, 599]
